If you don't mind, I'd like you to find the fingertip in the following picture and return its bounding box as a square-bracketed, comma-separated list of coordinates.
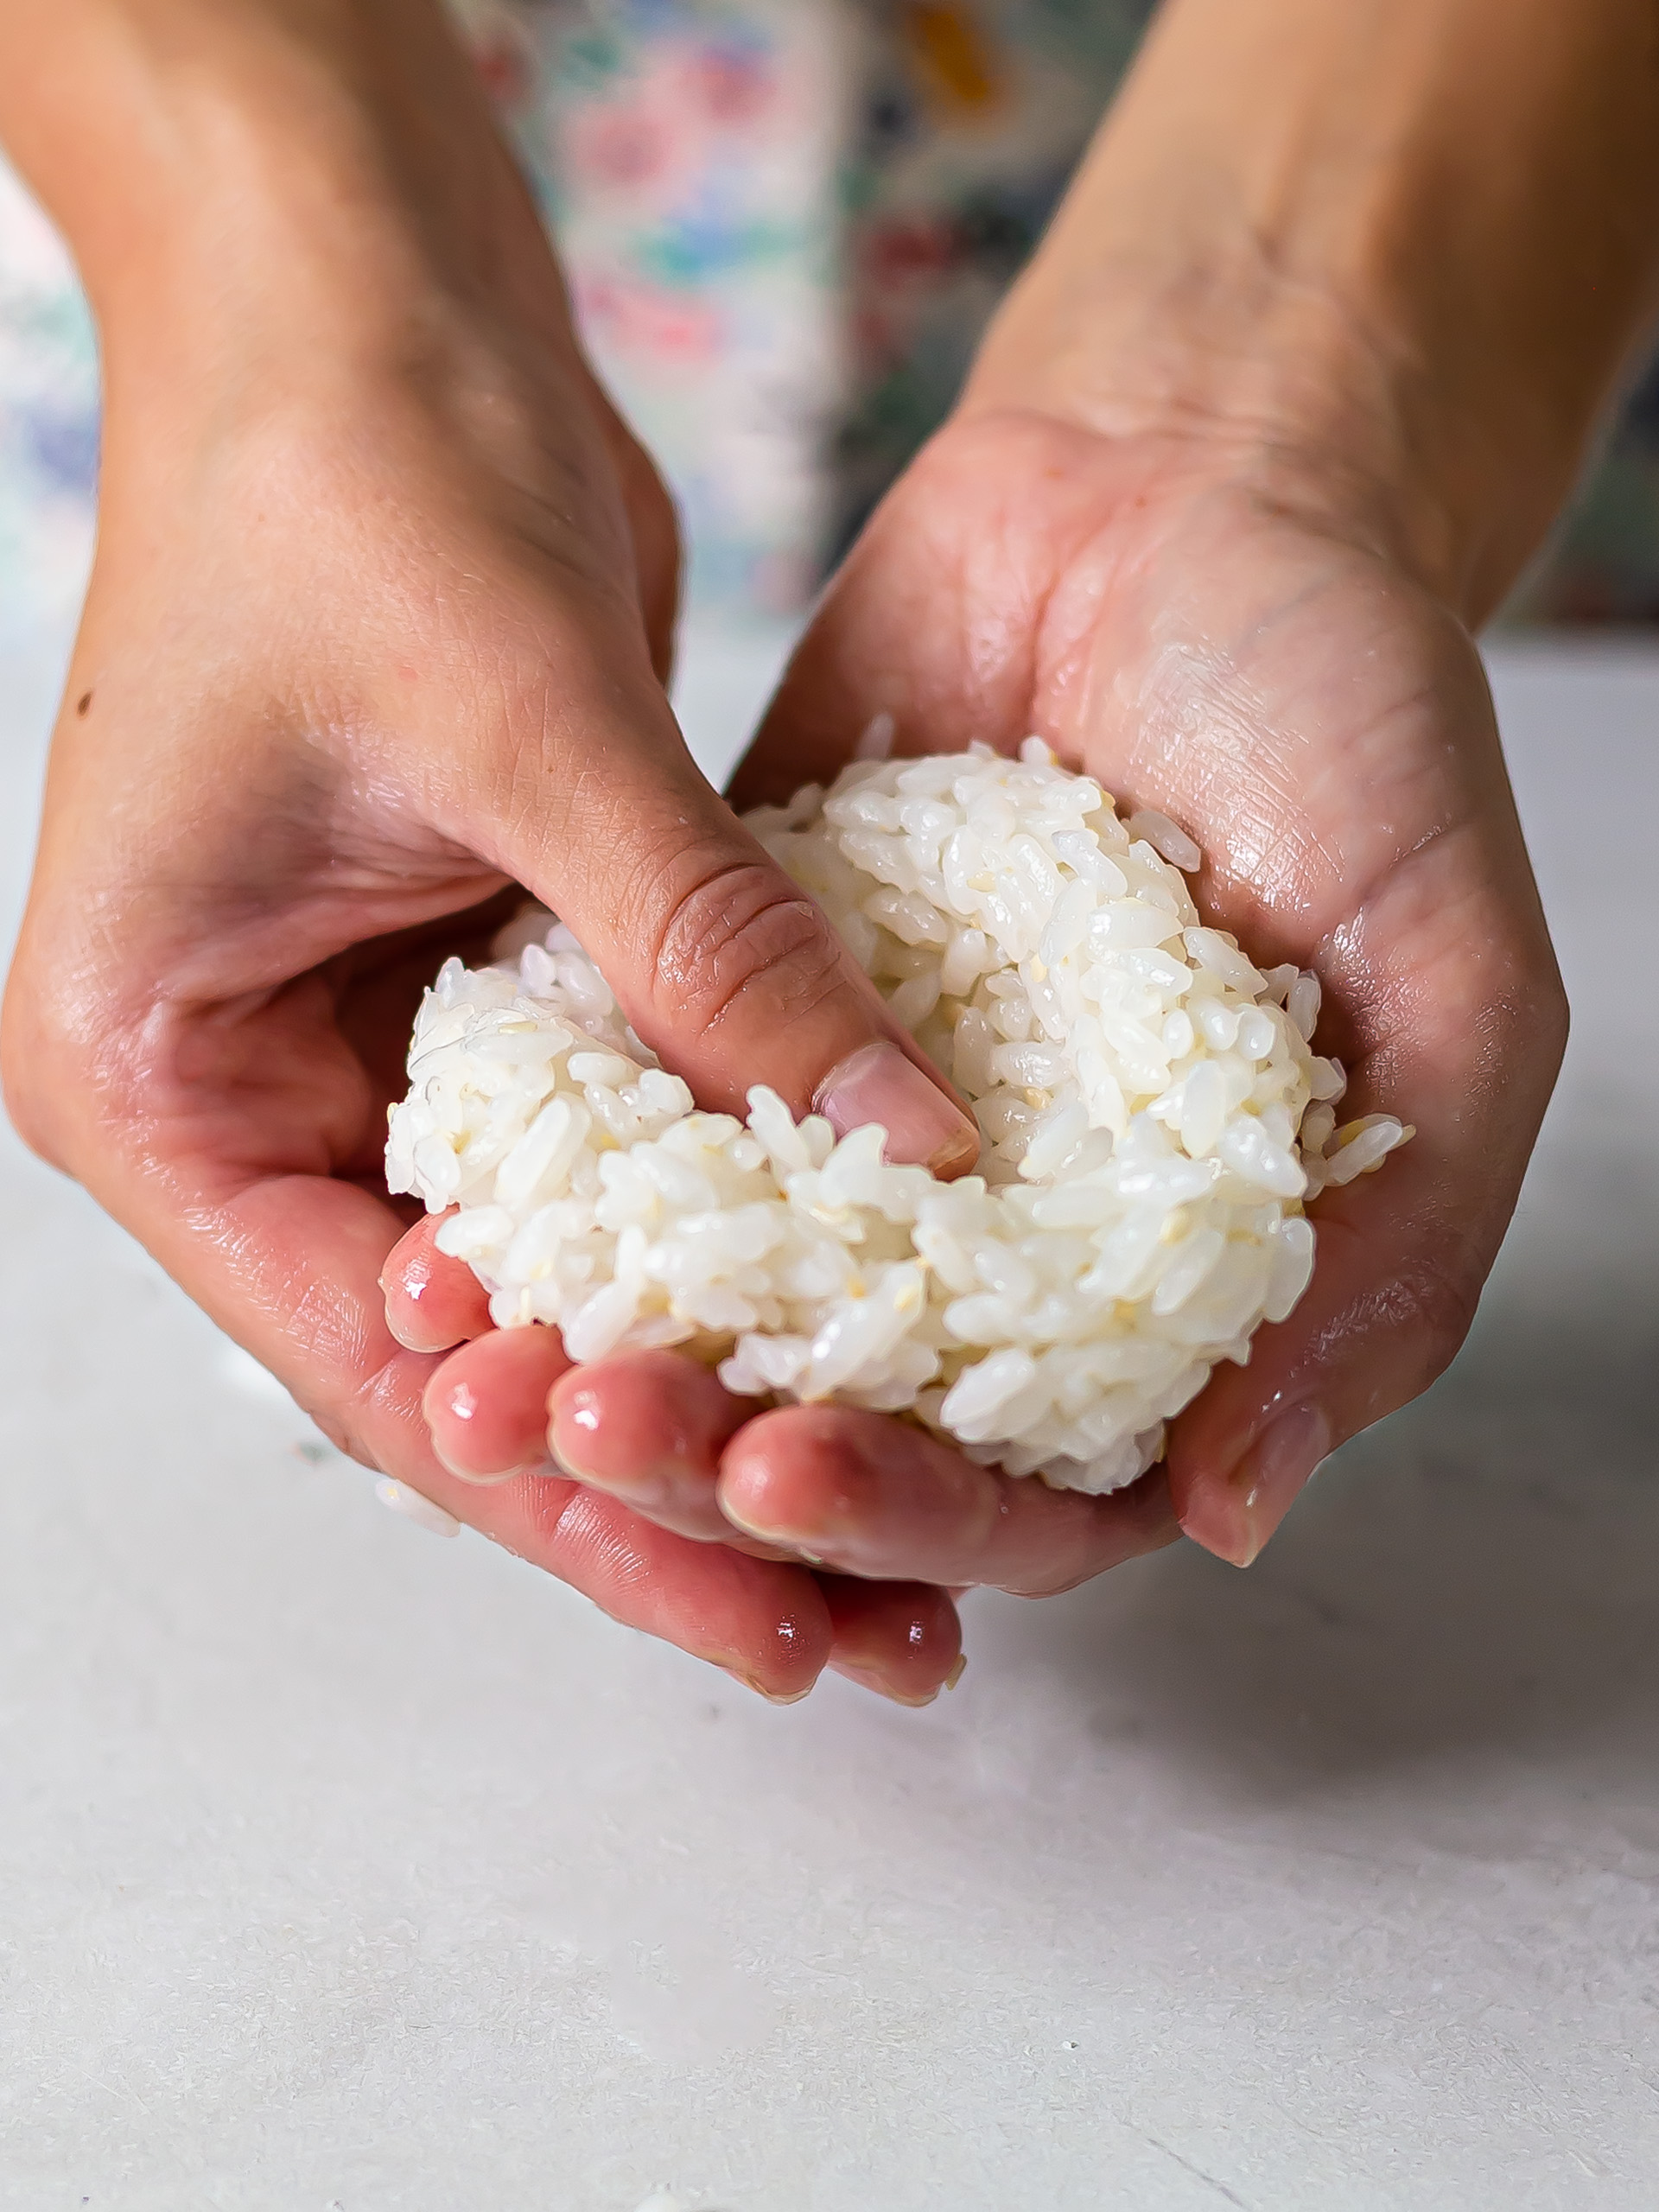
[1174, 1400, 1332, 1567]
[421, 1323, 571, 1481]
[414, 1467, 834, 1699]
[715, 1403, 869, 1548]
[722, 1586, 835, 1700]
[728, 1671, 816, 1706]
[571, 784, 976, 1176]
[814, 1038, 980, 1176]
[546, 1351, 757, 1542]
[549, 1349, 749, 1491]
[822, 1576, 963, 1706]
[382, 1212, 494, 1351]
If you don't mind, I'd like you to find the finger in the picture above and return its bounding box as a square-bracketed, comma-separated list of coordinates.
[381, 1211, 494, 1351]
[410, 1464, 832, 1700]
[547, 1350, 751, 1542]
[423, 1322, 571, 1481]
[1169, 834, 1567, 1566]
[1169, 1125, 1524, 1567]
[108, 1161, 834, 1699]
[441, 632, 977, 1172]
[432, 1332, 971, 1696]
[716, 1405, 1180, 1594]
[821, 1576, 965, 1707]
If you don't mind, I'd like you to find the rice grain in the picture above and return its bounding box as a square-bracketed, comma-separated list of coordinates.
[386, 743, 1408, 1493]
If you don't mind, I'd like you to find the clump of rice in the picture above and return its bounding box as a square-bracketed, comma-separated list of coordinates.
[385, 742, 1409, 1493]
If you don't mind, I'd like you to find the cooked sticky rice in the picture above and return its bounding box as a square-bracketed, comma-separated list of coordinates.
[385, 742, 1408, 1493]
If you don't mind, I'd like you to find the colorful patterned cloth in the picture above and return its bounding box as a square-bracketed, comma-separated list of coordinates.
[3, 0, 1657, 640]
[467, 0, 856, 612]
[0, 160, 99, 649]
[465, 0, 1153, 594]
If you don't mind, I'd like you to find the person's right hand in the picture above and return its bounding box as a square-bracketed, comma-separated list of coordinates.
[1, 0, 978, 1705]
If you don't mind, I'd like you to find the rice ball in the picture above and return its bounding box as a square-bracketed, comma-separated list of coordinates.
[385, 741, 1408, 1494]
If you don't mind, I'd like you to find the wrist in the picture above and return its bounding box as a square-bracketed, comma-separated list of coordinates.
[4, 0, 573, 403]
[958, 0, 1659, 632]
[962, 251, 1476, 618]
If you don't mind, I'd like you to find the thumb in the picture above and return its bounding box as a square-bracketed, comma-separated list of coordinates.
[465, 639, 979, 1174]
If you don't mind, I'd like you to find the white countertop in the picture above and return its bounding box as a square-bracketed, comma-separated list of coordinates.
[1, 624, 1656, 2211]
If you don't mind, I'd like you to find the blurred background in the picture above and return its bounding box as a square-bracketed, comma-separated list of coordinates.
[5, 0, 1659, 661]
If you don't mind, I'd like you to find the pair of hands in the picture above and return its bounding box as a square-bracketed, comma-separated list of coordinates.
[0, 34, 1564, 1706]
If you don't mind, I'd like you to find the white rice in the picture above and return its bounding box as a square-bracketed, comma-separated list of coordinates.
[385, 742, 1409, 1494]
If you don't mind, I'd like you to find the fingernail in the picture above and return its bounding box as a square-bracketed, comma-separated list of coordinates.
[376, 1292, 455, 1344]
[719, 1491, 808, 1547]
[944, 1653, 967, 1691]
[386, 1309, 461, 1353]
[1211, 1402, 1332, 1567]
[719, 1424, 898, 1562]
[815, 1039, 980, 1174]
[549, 1429, 683, 1517]
[725, 1669, 813, 1706]
[547, 1430, 599, 1485]
[831, 1662, 939, 1708]
[429, 1437, 553, 1487]
[716, 1495, 814, 1548]
[719, 1479, 874, 1565]
[383, 1255, 456, 1351]
[374, 1477, 461, 1538]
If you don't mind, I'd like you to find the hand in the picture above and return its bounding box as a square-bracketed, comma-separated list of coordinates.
[728, 406, 1566, 1565]
[5, 0, 1603, 1708]
[1, 0, 976, 1707]
[401, 402, 1561, 1629]
[402, 0, 1608, 1651]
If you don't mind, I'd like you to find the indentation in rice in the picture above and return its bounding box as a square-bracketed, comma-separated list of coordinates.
[385, 742, 1410, 1494]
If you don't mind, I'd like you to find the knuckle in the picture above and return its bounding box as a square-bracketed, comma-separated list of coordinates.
[1346, 1244, 1485, 1420]
[1485, 946, 1570, 1085]
[649, 860, 849, 1040]
[1534, 967, 1571, 1072]
[1396, 1249, 1484, 1370]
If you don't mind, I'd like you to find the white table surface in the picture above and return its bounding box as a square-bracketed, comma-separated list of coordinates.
[1, 621, 1656, 2212]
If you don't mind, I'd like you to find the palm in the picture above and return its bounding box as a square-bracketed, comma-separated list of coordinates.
[741, 410, 1563, 1518]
